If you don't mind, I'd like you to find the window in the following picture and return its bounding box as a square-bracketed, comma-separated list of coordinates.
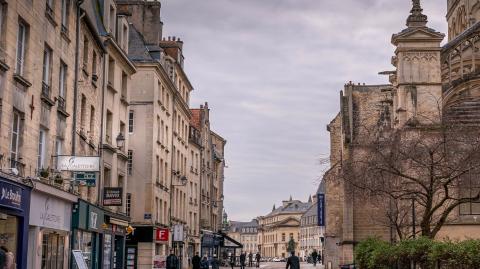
[156, 155, 160, 182]
[121, 72, 127, 98]
[42, 45, 52, 94]
[0, 3, 7, 54]
[282, 233, 285, 242]
[61, 0, 69, 31]
[109, 5, 115, 37]
[126, 193, 132, 217]
[166, 93, 170, 109]
[128, 110, 134, 133]
[59, 61, 67, 100]
[82, 36, 88, 70]
[127, 150, 133, 175]
[460, 172, 480, 215]
[106, 110, 112, 144]
[37, 128, 47, 170]
[92, 51, 97, 76]
[46, 0, 54, 14]
[108, 57, 114, 85]
[157, 116, 161, 142]
[41, 232, 65, 269]
[16, 21, 27, 76]
[80, 95, 87, 131]
[89, 106, 95, 137]
[122, 24, 128, 51]
[10, 111, 22, 167]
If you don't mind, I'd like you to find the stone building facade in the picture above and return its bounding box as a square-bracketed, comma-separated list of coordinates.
[227, 220, 259, 255]
[299, 195, 325, 260]
[258, 197, 311, 258]
[323, 1, 480, 268]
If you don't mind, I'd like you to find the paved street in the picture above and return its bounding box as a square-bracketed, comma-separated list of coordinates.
[221, 263, 324, 269]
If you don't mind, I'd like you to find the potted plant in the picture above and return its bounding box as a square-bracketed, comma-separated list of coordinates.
[39, 167, 50, 179]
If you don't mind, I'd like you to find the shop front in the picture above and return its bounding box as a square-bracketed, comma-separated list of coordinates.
[0, 175, 32, 269]
[71, 200, 105, 269]
[102, 211, 129, 269]
[27, 181, 77, 269]
[126, 226, 170, 269]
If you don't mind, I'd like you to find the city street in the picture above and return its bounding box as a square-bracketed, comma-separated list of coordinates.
[221, 263, 324, 269]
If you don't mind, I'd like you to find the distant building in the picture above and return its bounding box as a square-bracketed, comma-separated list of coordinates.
[258, 197, 311, 258]
[227, 219, 259, 254]
[299, 189, 325, 260]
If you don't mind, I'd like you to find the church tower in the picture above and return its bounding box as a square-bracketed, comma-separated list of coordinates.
[391, 0, 445, 128]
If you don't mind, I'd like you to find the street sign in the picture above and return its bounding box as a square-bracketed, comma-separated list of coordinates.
[103, 187, 123, 206]
[173, 224, 184, 242]
[317, 193, 326, 227]
[57, 156, 100, 172]
[74, 172, 97, 186]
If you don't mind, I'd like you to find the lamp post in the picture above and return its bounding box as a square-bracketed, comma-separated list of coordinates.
[116, 133, 125, 150]
[169, 174, 188, 267]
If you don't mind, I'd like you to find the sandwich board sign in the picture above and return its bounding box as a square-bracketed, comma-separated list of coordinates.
[72, 250, 88, 269]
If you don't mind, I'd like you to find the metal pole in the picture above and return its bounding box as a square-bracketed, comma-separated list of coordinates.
[412, 198, 416, 238]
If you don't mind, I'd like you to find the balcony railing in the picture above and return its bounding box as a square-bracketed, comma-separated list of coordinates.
[57, 96, 66, 112]
[42, 82, 51, 98]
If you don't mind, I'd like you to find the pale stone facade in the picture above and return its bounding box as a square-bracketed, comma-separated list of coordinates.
[258, 198, 311, 258]
[299, 195, 325, 260]
[227, 220, 259, 255]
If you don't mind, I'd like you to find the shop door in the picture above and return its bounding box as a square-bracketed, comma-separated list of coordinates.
[125, 246, 137, 269]
[113, 236, 124, 269]
[41, 233, 66, 269]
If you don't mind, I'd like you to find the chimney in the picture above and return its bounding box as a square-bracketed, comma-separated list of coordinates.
[116, 0, 163, 45]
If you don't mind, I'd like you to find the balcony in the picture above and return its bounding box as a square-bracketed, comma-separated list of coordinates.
[56, 96, 69, 117]
[41, 82, 55, 106]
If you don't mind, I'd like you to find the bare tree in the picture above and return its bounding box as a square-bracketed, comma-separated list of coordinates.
[342, 123, 480, 239]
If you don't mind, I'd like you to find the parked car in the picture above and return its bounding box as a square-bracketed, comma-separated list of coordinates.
[272, 257, 281, 262]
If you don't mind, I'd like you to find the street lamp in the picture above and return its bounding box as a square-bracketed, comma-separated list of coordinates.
[116, 133, 125, 149]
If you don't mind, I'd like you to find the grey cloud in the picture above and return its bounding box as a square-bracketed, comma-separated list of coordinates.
[161, 0, 446, 221]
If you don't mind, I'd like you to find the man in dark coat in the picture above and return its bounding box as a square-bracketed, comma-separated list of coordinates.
[255, 252, 261, 268]
[167, 251, 179, 269]
[240, 252, 246, 269]
[248, 253, 253, 267]
[311, 250, 318, 267]
[286, 251, 300, 269]
[192, 252, 201, 269]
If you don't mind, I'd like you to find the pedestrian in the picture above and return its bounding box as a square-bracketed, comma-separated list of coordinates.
[201, 255, 209, 269]
[211, 254, 220, 269]
[286, 251, 300, 269]
[0, 249, 5, 269]
[311, 250, 318, 267]
[0, 247, 14, 269]
[255, 252, 261, 268]
[167, 250, 179, 269]
[248, 252, 253, 267]
[240, 252, 246, 269]
[230, 254, 236, 269]
[192, 252, 201, 269]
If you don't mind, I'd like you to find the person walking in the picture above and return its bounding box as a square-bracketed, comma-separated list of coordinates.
[201, 255, 209, 269]
[311, 250, 318, 267]
[230, 254, 236, 269]
[192, 252, 201, 269]
[211, 254, 220, 269]
[255, 252, 261, 268]
[248, 253, 253, 267]
[240, 252, 246, 269]
[286, 251, 300, 269]
[167, 251, 179, 269]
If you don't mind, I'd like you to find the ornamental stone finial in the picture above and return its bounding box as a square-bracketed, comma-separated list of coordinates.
[407, 0, 428, 27]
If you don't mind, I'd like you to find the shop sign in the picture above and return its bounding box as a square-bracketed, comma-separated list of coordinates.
[317, 193, 326, 227]
[0, 181, 23, 210]
[57, 156, 100, 172]
[103, 187, 123, 206]
[88, 206, 104, 232]
[153, 255, 166, 269]
[29, 192, 71, 231]
[173, 224, 184, 242]
[156, 228, 169, 242]
[74, 172, 97, 186]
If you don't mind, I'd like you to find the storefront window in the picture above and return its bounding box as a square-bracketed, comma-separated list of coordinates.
[103, 234, 112, 268]
[74, 231, 93, 268]
[41, 233, 66, 269]
[0, 214, 18, 260]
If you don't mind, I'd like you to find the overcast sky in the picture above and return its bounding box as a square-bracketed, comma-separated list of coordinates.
[161, 0, 447, 221]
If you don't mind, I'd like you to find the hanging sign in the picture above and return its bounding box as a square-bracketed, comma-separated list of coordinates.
[173, 224, 184, 242]
[317, 193, 326, 227]
[103, 187, 123, 206]
[156, 228, 169, 242]
[74, 172, 97, 186]
[57, 156, 100, 172]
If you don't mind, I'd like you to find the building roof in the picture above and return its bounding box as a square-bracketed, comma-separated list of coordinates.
[229, 220, 258, 233]
[266, 200, 311, 217]
[302, 203, 317, 219]
[128, 24, 165, 63]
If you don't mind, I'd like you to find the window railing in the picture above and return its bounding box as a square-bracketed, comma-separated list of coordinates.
[57, 96, 66, 111]
[42, 82, 50, 98]
[10, 159, 25, 177]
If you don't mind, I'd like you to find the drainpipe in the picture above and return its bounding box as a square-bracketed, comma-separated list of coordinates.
[72, 0, 85, 155]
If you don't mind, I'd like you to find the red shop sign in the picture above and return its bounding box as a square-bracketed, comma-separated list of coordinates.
[156, 228, 169, 242]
